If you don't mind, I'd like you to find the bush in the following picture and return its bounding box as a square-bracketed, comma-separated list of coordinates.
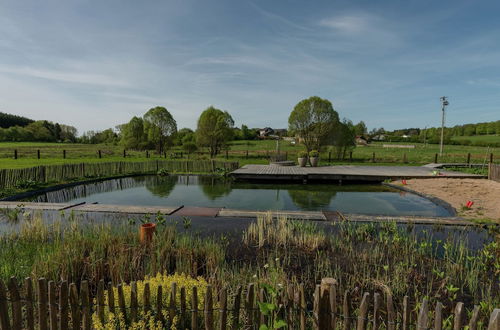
[309, 150, 319, 157]
[298, 151, 308, 158]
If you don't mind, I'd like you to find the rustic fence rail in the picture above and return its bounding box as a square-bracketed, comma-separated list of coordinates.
[489, 163, 500, 182]
[0, 277, 498, 330]
[0, 160, 239, 189]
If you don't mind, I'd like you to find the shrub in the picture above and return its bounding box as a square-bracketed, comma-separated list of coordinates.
[309, 150, 319, 157]
[298, 151, 308, 158]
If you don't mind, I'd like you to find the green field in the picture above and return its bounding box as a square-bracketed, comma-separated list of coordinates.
[0, 140, 498, 169]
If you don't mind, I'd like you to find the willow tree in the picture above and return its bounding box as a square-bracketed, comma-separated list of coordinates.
[196, 106, 234, 157]
[143, 106, 177, 154]
[288, 96, 339, 152]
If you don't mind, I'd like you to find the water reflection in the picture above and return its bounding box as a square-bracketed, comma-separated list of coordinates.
[26, 175, 452, 216]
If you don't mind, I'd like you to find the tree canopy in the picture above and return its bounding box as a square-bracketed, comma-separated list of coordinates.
[288, 96, 340, 152]
[196, 106, 234, 157]
[143, 106, 177, 153]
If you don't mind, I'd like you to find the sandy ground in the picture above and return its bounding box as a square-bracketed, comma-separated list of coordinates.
[392, 178, 500, 222]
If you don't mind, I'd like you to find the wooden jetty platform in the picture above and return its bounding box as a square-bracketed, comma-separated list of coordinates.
[0, 201, 477, 226]
[230, 164, 485, 182]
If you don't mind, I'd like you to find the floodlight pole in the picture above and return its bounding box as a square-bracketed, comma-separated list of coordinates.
[439, 96, 449, 157]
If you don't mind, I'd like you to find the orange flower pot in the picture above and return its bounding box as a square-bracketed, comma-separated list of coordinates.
[139, 223, 156, 244]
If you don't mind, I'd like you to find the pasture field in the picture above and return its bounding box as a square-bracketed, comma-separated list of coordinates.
[0, 140, 498, 169]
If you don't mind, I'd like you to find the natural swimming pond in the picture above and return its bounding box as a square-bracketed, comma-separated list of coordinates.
[28, 175, 453, 217]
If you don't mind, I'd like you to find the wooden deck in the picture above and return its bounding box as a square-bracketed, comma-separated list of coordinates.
[230, 164, 485, 182]
[0, 202, 475, 226]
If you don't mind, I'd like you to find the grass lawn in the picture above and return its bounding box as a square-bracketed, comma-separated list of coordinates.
[0, 140, 498, 169]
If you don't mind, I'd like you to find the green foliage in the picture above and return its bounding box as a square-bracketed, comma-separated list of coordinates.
[308, 150, 319, 157]
[288, 96, 340, 152]
[156, 168, 169, 176]
[143, 106, 177, 153]
[298, 151, 308, 158]
[182, 141, 198, 155]
[0, 112, 34, 128]
[331, 119, 356, 160]
[119, 116, 149, 150]
[196, 106, 234, 157]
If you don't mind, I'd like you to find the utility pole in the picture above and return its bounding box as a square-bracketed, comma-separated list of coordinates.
[439, 96, 449, 156]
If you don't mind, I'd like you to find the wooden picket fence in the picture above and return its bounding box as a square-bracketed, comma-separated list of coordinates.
[489, 163, 500, 182]
[0, 160, 239, 189]
[0, 277, 498, 330]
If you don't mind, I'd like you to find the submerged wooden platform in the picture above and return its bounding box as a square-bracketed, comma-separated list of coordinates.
[0, 202, 476, 226]
[230, 164, 485, 182]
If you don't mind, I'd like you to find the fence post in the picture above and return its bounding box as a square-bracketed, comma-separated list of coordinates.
[373, 292, 381, 330]
[488, 309, 499, 330]
[0, 279, 10, 330]
[467, 153, 471, 164]
[342, 290, 351, 330]
[319, 278, 336, 330]
[231, 286, 242, 330]
[372, 152, 376, 163]
[435, 301, 443, 330]
[204, 285, 214, 330]
[69, 283, 80, 330]
[191, 286, 198, 330]
[81, 281, 91, 330]
[8, 278, 22, 329]
[38, 278, 49, 330]
[219, 288, 227, 330]
[98, 150, 102, 159]
[453, 302, 464, 330]
[157, 285, 164, 324]
[245, 284, 255, 327]
[169, 283, 177, 324]
[48, 281, 57, 330]
[123, 150, 126, 158]
[25, 278, 35, 330]
[402, 296, 410, 330]
[349, 151, 353, 162]
[490, 153, 494, 164]
[37, 149, 41, 159]
[14, 149, 17, 159]
[130, 281, 138, 322]
[328, 151, 332, 163]
[97, 280, 105, 324]
[468, 305, 480, 330]
[416, 298, 428, 330]
[56, 285, 70, 329]
[246, 150, 248, 159]
[403, 153, 408, 163]
[386, 293, 396, 330]
[357, 293, 370, 330]
[434, 153, 438, 163]
[63, 150, 66, 159]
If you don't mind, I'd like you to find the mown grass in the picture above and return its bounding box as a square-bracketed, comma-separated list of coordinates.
[452, 135, 500, 143]
[1, 140, 499, 169]
[0, 212, 498, 321]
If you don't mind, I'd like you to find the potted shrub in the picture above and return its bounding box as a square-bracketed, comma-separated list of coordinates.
[309, 150, 319, 167]
[297, 151, 308, 167]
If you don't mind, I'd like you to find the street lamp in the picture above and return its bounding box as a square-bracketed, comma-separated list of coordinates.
[439, 96, 449, 157]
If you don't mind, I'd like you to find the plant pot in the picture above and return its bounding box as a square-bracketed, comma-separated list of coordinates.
[298, 157, 307, 167]
[139, 223, 156, 244]
[310, 157, 319, 167]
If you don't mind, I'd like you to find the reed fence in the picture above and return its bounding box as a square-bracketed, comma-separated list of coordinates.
[0, 160, 239, 189]
[489, 163, 500, 182]
[0, 277, 498, 330]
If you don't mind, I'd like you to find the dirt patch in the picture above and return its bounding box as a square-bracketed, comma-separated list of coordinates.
[392, 178, 500, 223]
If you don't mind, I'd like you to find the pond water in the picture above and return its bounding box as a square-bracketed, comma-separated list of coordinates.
[28, 175, 452, 217]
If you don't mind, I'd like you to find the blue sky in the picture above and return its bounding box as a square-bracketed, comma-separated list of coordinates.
[1, 0, 499, 134]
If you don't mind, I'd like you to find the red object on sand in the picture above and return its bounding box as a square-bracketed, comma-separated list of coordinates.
[402, 179, 407, 185]
[465, 201, 474, 209]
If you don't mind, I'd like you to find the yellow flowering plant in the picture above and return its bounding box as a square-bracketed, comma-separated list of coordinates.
[92, 273, 208, 329]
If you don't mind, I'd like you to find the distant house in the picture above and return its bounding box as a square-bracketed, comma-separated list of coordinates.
[371, 134, 386, 141]
[355, 136, 368, 146]
[259, 127, 274, 137]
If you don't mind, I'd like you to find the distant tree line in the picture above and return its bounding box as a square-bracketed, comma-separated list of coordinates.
[0, 112, 78, 143]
